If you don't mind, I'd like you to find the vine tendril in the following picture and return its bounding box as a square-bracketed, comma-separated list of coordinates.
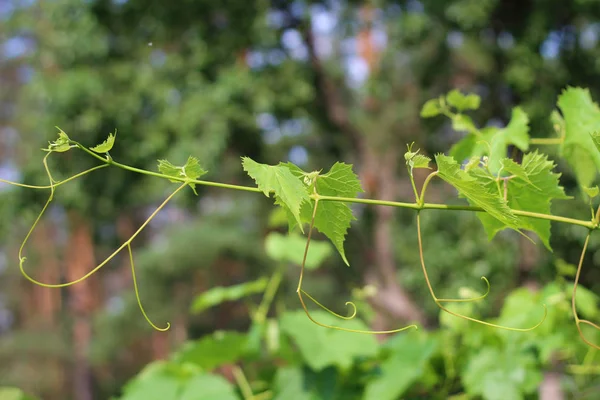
[20, 178, 187, 289]
[416, 212, 547, 332]
[572, 232, 600, 349]
[296, 194, 418, 334]
[127, 243, 170, 331]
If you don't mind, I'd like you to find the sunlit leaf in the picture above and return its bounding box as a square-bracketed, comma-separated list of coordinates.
[558, 87, 600, 187]
[0, 387, 38, 400]
[420, 98, 442, 117]
[446, 89, 481, 111]
[242, 157, 309, 231]
[435, 154, 520, 230]
[463, 347, 542, 400]
[157, 156, 207, 194]
[477, 152, 569, 249]
[42, 127, 71, 153]
[90, 131, 116, 153]
[488, 107, 530, 172]
[298, 162, 364, 265]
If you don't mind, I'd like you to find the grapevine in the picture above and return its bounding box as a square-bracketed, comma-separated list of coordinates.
[3, 87, 600, 349]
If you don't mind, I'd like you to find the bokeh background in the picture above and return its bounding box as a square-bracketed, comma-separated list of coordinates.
[2, 0, 600, 399]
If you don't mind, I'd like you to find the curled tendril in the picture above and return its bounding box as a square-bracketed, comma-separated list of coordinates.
[300, 289, 357, 320]
[296, 195, 418, 335]
[127, 243, 170, 331]
[572, 232, 600, 349]
[15, 152, 182, 331]
[436, 276, 491, 303]
[20, 179, 188, 289]
[416, 212, 547, 332]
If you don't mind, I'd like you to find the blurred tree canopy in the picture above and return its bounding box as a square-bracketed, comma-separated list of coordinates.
[1, 0, 600, 399]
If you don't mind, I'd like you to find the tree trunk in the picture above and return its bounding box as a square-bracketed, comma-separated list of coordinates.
[66, 214, 97, 400]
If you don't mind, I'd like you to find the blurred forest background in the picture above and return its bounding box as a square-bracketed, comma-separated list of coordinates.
[2, 0, 600, 399]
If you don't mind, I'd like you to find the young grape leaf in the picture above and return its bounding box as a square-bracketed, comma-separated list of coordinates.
[451, 114, 478, 133]
[280, 310, 378, 371]
[302, 162, 363, 266]
[157, 156, 208, 194]
[477, 152, 569, 250]
[90, 131, 116, 153]
[446, 89, 481, 112]
[584, 185, 599, 199]
[488, 107, 530, 172]
[242, 158, 309, 231]
[281, 162, 363, 265]
[404, 143, 431, 173]
[435, 154, 520, 230]
[558, 87, 600, 187]
[420, 98, 442, 118]
[42, 127, 71, 153]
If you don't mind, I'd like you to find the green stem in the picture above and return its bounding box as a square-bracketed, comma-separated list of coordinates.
[418, 171, 438, 206]
[72, 141, 262, 193]
[0, 164, 108, 189]
[316, 195, 596, 229]
[254, 266, 283, 324]
[232, 366, 254, 400]
[70, 141, 597, 230]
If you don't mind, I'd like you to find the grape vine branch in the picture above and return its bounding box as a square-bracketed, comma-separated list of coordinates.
[3, 87, 600, 349]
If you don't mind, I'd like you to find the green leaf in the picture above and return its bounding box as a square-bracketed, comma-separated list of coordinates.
[363, 332, 438, 400]
[42, 127, 71, 153]
[300, 162, 364, 265]
[446, 89, 481, 111]
[174, 331, 248, 371]
[449, 127, 498, 163]
[463, 347, 542, 400]
[182, 156, 207, 181]
[90, 131, 116, 153]
[280, 310, 378, 371]
[265, 232, 333, 270]
[477, 152, 569, 249]
[558, 87, 600, 187]
[420, 98, 441, 118]
[272, 367, 317, 400]
[242, 157, 309, 232]
[411, 154, 431, 169]
[434, 154, 520, 230]
[190, 278, 268, 313]
[405, 144, 431, 175]
[157, 156, 208, 194]
[451, 114, 477, 133]
[179, 374, 239, 400]
[488, 107, 530, 172]
[157, 159, 181, 180]
[120, 361, 239, 400]
[584, 185, 600, 199]
[0, 387, 37, 400]
[120, 361, 186, 400]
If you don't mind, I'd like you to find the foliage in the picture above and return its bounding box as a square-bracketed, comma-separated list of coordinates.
[5, 87, 600, 398]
